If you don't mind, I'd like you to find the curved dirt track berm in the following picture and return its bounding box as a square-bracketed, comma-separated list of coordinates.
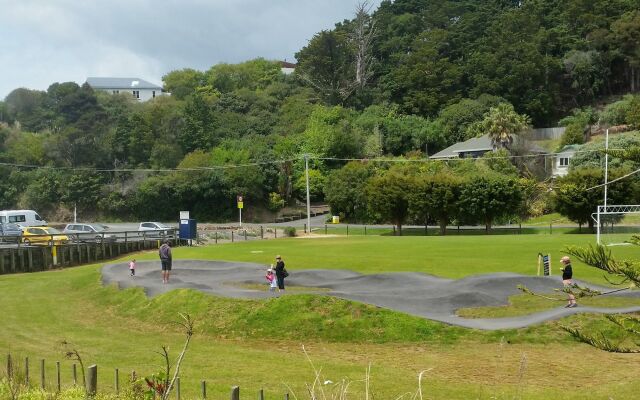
[102, 260, 640, 331]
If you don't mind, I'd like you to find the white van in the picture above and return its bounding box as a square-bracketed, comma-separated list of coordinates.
[0, 210, 47, 227]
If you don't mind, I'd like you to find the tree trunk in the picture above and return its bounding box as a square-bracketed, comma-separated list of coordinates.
[439, 219, 447, 236]
[485, 219, 492, 234]
[397, 223, 402, 236]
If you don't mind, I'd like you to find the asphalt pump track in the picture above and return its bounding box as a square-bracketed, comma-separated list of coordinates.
[102, 260, 640, 330]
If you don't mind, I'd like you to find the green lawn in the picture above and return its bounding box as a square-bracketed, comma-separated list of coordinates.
[2, 234, 640, 399]
[139, 234, 639, 284]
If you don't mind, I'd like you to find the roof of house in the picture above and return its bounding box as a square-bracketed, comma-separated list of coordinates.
[556, 144, 582, 154]
[280, 61, 297, 69]
[86, 77, 163, 90]
[429, 134, 547, 159]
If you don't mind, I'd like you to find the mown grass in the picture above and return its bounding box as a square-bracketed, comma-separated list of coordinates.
[2, 234, 640, 399]
[134, 234, 639, 284]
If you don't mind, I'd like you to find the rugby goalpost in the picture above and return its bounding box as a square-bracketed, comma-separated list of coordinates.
[591, 128, 640, 246]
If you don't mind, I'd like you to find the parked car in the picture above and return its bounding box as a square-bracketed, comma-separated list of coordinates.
[0, 210, 46, 227]
[22, 227, 69, 246]
[138, 222, 174, 238]
[0, 223, 23, 243]
[63, 223, 117, 243]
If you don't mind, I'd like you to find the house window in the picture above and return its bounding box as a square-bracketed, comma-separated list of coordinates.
[559, 157, 570, 167]
[112, 90, 119, 94]
[133, 90, 140, 99]
[152, 91, 156, 98]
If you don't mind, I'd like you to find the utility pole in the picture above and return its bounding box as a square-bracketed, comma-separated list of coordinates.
[305, 154, 311, 234]
[604, 128, 609, 209]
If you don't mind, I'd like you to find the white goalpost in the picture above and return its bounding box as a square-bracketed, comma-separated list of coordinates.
[594, 205, 640, 246]
[591, 128, 640, 246]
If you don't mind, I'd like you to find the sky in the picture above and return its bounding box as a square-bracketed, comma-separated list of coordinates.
[0, 0, 382, 99]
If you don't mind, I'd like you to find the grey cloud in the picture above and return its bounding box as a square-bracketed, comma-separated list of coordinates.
[0, 0, 381, 98]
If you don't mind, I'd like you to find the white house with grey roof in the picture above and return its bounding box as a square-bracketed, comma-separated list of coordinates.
[552, 144, 580, 177]
[430, 134, 546, 160]
[86, 77, 166, 101]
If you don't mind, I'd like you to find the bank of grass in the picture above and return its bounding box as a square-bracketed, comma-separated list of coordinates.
[458, 293, 640, 318]
[3, 234, 640, 398]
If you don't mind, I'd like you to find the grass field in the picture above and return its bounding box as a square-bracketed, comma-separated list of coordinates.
[2, 234, 640, 399]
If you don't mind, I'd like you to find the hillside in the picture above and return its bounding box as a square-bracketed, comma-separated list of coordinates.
[0, 0, 639, 224]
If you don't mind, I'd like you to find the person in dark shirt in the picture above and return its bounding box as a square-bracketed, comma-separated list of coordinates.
[159, 240, 172, 284]
[274, 255, 286, 292]
[561, 256, 577, 308]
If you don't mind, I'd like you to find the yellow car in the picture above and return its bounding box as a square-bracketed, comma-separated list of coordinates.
[22, 227, 69, 246]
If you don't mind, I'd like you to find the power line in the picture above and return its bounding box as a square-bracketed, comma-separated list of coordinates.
[0, 147, 622, 173]
[0, 158, 297, 173]
[586, 167, 640, 191]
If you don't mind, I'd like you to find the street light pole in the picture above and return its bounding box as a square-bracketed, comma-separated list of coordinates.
[305, 154, 311, 234]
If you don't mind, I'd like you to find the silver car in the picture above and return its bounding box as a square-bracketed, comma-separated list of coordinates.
[0, 223, 23, 243]
[138, 222, 174, 238]
[63, 223, 117, 243]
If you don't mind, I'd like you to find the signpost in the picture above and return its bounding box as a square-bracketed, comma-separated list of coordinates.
[537, 253, 551, 276]
[237, 195, 243, 226]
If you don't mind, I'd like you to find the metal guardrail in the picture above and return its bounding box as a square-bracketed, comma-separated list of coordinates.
[0, 229, 179, 275]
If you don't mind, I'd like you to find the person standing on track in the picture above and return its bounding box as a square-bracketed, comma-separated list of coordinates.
[561, 256, 577, 308]
[274, 255, 287, 292]
[159, 240, 172, 284]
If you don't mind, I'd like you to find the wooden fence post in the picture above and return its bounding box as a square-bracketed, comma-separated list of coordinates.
[244, 230, 247, 240]
[6, 354, 12, 379]
[260, 226, 264, 239]
[40, 359, 45, 389]
[56, 361, 61, 392]
[115, 368, 119, 394]
[284, 392, 289, 400]
[25, 357, 29, 385]
[231, 231, 234, 242]
[131, 370, 136, 383]
[258, 389, 264, 400]
[201, 380, 207, 399]
[73, 364, 77, 385]
[86, 364, 97, 396]
[231, 385, 240, 400]
[176, 377, 181, 400]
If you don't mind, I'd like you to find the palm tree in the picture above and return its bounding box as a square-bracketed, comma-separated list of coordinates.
[479, 103, 531, 150]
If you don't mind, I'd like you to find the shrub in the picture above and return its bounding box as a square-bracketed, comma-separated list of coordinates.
[601, 95, 634, 125]
[267, 192, 285, 211]
[559, 123, 585, 147]
[283, 226, 296, 237]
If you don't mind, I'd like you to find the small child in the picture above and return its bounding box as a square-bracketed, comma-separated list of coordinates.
[265, 266, 276, 292]
[129, 259, 136, 276]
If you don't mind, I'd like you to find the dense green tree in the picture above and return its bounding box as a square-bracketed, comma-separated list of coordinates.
[301, 105, 363, 158]
[295, 30, 353, 104]
[205, 58, 282, 93]
[409, 172, 464, 235]
[554, 168, 635, 230]
[162, 68, 205, 99]
[325, 161, 374, 222]
[385, 29, 463, 116]
[293, 169, 326, 202]
[366, 165, 414, 234]
[458, 176, 524, 233]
